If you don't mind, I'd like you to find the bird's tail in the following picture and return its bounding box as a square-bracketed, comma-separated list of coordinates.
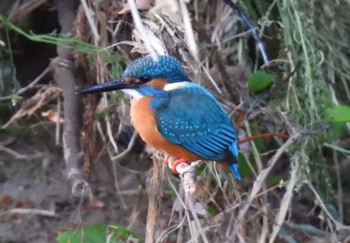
[228, 163, 241, 181]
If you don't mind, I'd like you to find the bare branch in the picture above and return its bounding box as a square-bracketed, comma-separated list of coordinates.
[54, 0, 91, 198]
[145, 154, 164, 243]
[0, 208, 56, 218]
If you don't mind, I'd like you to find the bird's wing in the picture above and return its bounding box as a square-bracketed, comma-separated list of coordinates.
[154, 83, 238, 162]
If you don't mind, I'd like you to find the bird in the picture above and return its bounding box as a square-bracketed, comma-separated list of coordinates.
[77, 55, 241, 180]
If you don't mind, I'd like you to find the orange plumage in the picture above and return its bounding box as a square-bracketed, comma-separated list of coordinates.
[130, 96, 203, 162]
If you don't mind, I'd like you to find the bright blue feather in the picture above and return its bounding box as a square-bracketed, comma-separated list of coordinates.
[228, 163, 241, 181]
[151, 82, 240, 177]
[122, 56, 191, 83]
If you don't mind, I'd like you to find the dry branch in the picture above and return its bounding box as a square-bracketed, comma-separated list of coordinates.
[269, 160, 299, 243]
[53, 0, 91, 199]
[0, 208, 56, 217]
[145, 154, 164, 243]
[233, 131, 301, 240]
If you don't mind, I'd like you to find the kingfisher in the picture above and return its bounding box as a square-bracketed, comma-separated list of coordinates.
[77, 55, 241, 180]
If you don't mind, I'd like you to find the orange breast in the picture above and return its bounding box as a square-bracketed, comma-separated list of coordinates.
[130, 97, 203, 161]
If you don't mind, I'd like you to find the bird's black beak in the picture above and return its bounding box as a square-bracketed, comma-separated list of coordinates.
[76, 78, 137, 95]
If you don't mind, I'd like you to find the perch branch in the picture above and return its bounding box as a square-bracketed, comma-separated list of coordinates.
[168, 159, 202, 195]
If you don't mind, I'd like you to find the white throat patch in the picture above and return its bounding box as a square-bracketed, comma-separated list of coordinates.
[163, 82, 189, 91]
[122, 89, 144, 100]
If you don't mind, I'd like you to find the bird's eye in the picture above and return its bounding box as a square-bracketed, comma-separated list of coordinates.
[139, 76, 150, 83]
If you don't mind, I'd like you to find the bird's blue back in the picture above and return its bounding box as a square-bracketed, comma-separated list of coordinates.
[145, 82, 241, 180]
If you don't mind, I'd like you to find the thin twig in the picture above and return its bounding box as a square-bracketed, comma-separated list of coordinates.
[243, 120, 263, 172]
[106, 117, 119, 154]
[8, 0, 47, 22]
[111, 161, 127, 210]
[178, 0, 199, 61]
[185, 194, 209, 243]
[112, 131, 138, 160]
[307, 183, 347, 231]
[0, 208, 56, 217]
[80, 0, 100, 41]
[238, 132, 289, 145]
[158, 216, 186, 242]
[127, 0, 158, 60]
[259, 203, 269, 243]
[222, 0, 270, 65]
[233, 132, 300, 239]
[110, 131, 138, 210]
[333, 149, 344, 222]
[0, 67, 50, 101]
[202, 65, 222, 94]
[0, 144, 40, 160]
[127, 185, 143, 229]
[324, 143, 350, 156]
[269, 159, 299, 243]
[55, 97, 61, 145]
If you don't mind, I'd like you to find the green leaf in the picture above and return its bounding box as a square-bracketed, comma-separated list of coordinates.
[268, 176, 283, 187]
[237, 154, 254, 177]
[248, 71, 276, 93]
[57, 224, 135, 243]
[206, 206, 217, 217]
[11, 95, 22, 106]
[325, 105, 350, 123]
[328, 122, 345, 140]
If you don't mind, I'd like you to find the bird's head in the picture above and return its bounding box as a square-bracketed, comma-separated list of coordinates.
[77, 55, 191, 98]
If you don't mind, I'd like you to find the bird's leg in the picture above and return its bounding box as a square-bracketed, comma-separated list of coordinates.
[164, 155, 190, 174]
[164, 155, 177, 168]
[163, 155, 178, 171]
[164, 155, 198, 175]
[171, 158, 188, 174]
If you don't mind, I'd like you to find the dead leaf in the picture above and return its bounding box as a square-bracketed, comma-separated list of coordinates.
[3, 85, 61, 128]
[41, 110, 64, 123]
[83, 200, 105, 213]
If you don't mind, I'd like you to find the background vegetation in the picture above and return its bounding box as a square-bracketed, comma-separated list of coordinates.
[0, 0, 350, 242]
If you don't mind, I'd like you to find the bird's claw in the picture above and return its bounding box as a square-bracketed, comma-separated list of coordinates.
[164, 155, 189, 174]
[171, 158, 188, 174]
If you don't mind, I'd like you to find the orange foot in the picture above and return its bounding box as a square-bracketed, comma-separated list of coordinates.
[171, 158, 188, 174]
